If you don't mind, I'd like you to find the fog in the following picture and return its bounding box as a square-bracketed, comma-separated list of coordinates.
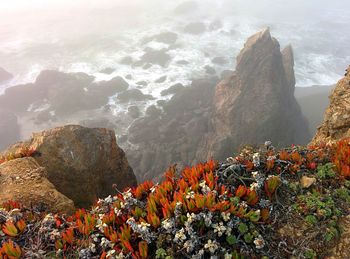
[1, 0, 349, 89]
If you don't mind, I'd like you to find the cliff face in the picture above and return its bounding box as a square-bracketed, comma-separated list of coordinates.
[200, 28, 310, 160]
[2, 125, 137, 208]
[311, 66, 350, 144]
[126, 28, 310, 181]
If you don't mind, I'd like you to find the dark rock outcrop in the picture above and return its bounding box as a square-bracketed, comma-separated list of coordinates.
[143, 32, 178, 45]
[127, 77, 218, 181]
[160, 83, 185, 96]
[0, 157, 75, 214]
[311, 66, 350, 144]
[3, 125, 137, 208]
[117, 89, 154, 102]
[200, 28, 310, 160]
[0, 67, 13, 84]
[141, 48, 171, 67]
[0, 70, 128, 117]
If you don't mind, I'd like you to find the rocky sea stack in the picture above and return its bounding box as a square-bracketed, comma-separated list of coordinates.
[201, 28, 310, 161]
[127, 28, 310, 181]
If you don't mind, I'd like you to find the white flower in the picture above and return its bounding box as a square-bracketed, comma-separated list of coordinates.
[139, 221, 151, 232]
[186, 213, 197, 223]
[106, 249, 116, 258]
[253, 153, 260, 167]
[204, 239, 219, 254]
[250, 182, 259, 191]
[212, 222, 226, 237]
[225, 253, 233, 259]
[221, 212, 231, 222]
[186, 191, 195, 199]
[252, 171, 259, 178]
[150, 186, 157, 193]
[174, 228, 186, 243]
[89, 243, 96, 253]
[162, 219, 173, 231]
[104, 195, 113, 204]
[183, 240, 195, 253]
[254, 235, 265, 249]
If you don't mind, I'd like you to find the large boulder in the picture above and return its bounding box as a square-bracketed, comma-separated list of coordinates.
[200, 28, 310, 160]
[3, 125, 137, 208]
[0, 110, 20, 151]
[311, 66, 350, 144]
[0, 67, 13, 84]
[0, 157, 75, 214]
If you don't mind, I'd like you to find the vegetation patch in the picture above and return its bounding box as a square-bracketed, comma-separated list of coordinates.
[0, 139, 350, 258]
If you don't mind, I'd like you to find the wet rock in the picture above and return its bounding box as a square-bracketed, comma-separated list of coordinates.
[117, 89, 154, 102]
[136, 81, 148, 87]
[0, 157, 75, 214]
[184, 22, 206, 34]
[132, 60, 145, 67]
[176, 60, 190, 65]
[204, 65, 216, 75]
[141, 48, 171, 67]
[145, 105, 162, 118]
[143, 32, 178, 45]
[120, 56, 134, 65]
[125, 74, 133, 80]
[155, 76, 167, 83]
[96, 76, 129, 96]
[160, 83, 185, 96]
[212, 56, 228, 65]
[99, 67, 114, 74]
[143, 63, 152, 70]
[128, 106, 141, 119]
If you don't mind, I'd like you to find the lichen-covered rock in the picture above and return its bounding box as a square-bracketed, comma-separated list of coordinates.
[3, 125, 137, 208]
[311, 66, 350, 145]
[0, 157, 74, 214]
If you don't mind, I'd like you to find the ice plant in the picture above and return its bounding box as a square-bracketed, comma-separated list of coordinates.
[0, 240, 22, 259]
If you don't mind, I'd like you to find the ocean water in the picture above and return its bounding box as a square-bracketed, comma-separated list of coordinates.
[0, 0, 349, 97]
